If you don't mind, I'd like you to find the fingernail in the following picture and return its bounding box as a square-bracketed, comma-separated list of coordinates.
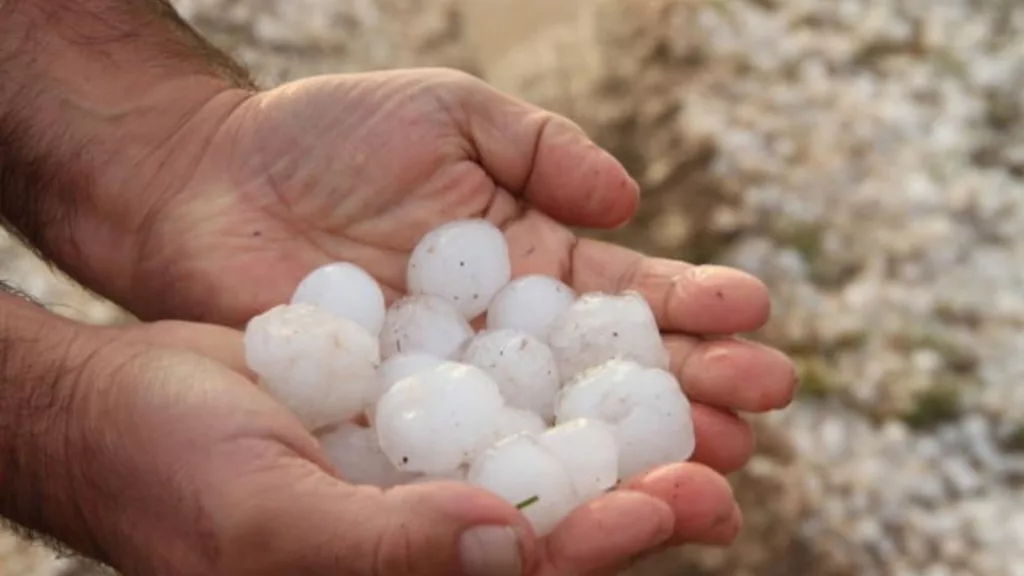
[459, 525, 523, 576]
[702, 503, 743, 546]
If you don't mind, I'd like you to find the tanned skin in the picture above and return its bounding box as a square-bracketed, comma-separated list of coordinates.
[0, 0, 254, 282]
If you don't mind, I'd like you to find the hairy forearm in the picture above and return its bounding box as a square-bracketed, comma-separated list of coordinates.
[0, 0, 254, 304]
[0, 290, 101, 560]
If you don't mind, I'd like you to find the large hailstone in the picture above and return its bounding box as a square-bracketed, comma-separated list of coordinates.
[244, 303, 380, 431]
[291, 262, 387, 336]
[492, 407, 547, 444]
[547, 291, 670, 382]
[555, 359, 695, 480]
[537, 419, 619, 502]
[366, 352, 447, 427]
[319, 422, 419, 488]
[406, 219, 512, 319]
[379, 295, 474, 359]
[487, 275, 577, 340]
[410, 468, 470, 484]
[374, 362, 506, 475]
[373, 352, 446, 402]
[467, 433, 580, 537]
[460, 329, 561, 422]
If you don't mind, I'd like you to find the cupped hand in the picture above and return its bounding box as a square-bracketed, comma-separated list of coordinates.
[64, 319, 744, 576]
[114, 68, 797, 572]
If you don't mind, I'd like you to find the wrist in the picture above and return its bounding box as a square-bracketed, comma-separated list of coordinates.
[0, 294, 227, 574]
[0, 0, 255, 309]
[0, 293, 107, 560]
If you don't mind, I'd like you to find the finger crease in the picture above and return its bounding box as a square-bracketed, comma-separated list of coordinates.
[565, 233, 582, 289]
[520, 113, 555, 198]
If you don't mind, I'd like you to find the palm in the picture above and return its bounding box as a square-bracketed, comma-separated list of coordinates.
[139, 71, 569, 326]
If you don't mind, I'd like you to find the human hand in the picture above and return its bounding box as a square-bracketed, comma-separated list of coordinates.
[63, 68, 797, 572]
[0, 0, 795, 570]
[2, 307, 764, 576]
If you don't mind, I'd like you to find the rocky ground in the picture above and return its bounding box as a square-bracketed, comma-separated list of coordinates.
[3, 0, 1024, 574]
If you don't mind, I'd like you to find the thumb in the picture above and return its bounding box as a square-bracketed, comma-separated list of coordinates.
[448, 72, 640, 229]
[216, 457, 535, 576]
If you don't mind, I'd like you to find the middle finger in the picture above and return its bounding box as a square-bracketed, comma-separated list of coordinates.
[689, 404, 754, 474]
[665, 334, 798, 413]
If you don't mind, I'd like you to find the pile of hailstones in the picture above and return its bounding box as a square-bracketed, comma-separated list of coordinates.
[243, 219, 695, 536]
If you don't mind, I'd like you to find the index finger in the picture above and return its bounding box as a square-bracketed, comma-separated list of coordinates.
[569, 238, 771, 335]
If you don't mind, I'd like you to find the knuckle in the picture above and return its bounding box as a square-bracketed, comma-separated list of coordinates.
[371, 520, 419, 576]
[756, 355, 798, 412]
[778, 358, 800, 407]
[430, 66, 479, 87]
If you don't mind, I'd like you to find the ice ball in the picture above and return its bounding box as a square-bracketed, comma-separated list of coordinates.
[407, 219, 511, 319]
[243, 303, 380, 431]
[291, 262, 387, 336]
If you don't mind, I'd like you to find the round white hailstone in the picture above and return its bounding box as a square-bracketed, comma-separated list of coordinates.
[467, 433, 580, 537]
[409, 468, 469, 484]
[492, 407, 547, 444]
[538, 419, 619, 501]
[460, 329, 561, 422]
[244, 303, 380, 431]
[487, 275, 577, 340]
[375, 352, 446, 400]
[290, 262, 387, 336]
[379, 295, 474, 359]
[406, 219, 512, 319]
[547, 291, 670, 382]
[318, 423, 418, 488]
[365, 352, 446, 428]
[375, 362, 506, 475]
[555, 359, 695, 480]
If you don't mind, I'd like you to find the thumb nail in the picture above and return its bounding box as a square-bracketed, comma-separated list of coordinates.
[459, 525, 523, 576]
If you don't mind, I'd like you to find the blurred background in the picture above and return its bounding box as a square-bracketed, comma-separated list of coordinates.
[2, 0, 1024, 574]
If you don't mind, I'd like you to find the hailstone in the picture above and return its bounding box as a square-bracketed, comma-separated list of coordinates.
[409, 468, 470, 484]
[406, 219, 512, 319]
[291, 262, 387, 336]
[244, 303, 380, 432]
[538, 419, 619, 501]
[460, 329, 561, 422]
[487, 275, 577, 340]
[492, 406, 547, 444]
[379, 295, 474, 359]
[374, 352, 446, 400]
[467, 432, 579, 537]
[319, 422, 418, 488]
[547, 291, 670, 382]
[374, 362, 506, 475]
[239, 216, 711, 530]
[555, 359, 695, 480]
